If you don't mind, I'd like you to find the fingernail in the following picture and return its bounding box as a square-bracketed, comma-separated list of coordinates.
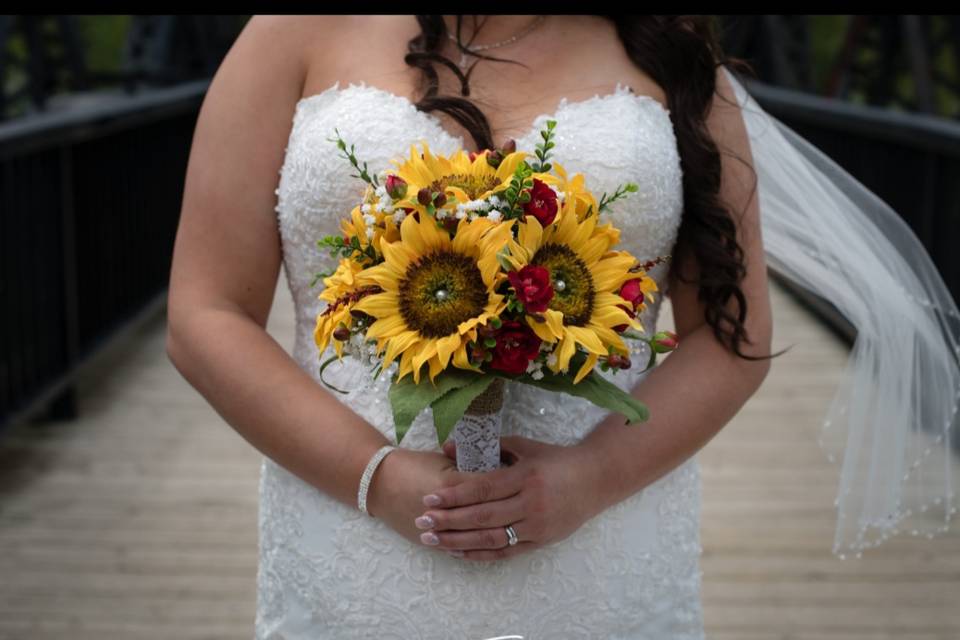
[415, 515, 435, 529]
[420, 531, 439, 545]
[423, 494, 442, 507]
[447, 550, 464, 557]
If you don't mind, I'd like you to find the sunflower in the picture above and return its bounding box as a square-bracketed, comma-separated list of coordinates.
[506, 202, 656, 382]
[352, 213, 513, 384]
[339, 203, 403, 263]
[314, 258, 372, 358]
[390, 141, 530, 211]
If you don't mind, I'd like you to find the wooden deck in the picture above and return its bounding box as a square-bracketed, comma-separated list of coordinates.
[1, 275, 958, 639]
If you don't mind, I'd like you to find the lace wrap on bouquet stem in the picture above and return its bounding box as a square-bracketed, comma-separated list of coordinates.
[453, 378, 505, 472]
[720, 65, 960, 557]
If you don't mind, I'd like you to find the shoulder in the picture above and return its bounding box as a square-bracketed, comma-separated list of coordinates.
[705, 66, 756, 185]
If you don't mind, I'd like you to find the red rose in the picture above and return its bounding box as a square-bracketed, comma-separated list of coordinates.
[489, 321, 542, 375]
[523, 179, 559, 227]
[619, 279, 645, 308]
[507, 265, 554, 313]
[613, 279, 645, 332]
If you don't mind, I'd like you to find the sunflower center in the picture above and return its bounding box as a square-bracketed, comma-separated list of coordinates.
[398, 251, 488, 338]
[429, 173, 500, 200]
[532, 243, 595, 326]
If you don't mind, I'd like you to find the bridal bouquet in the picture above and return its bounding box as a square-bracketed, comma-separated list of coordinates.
[313, 120, 679, 472]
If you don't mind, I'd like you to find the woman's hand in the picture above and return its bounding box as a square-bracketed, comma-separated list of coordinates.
[413, 436, 608, 561]
[365, 447, 464, 547]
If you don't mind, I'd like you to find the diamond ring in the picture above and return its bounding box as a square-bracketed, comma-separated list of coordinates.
[505, 524, 519, 546]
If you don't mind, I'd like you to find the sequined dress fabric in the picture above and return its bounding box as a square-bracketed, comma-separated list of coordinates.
[256, 82, 703, 639]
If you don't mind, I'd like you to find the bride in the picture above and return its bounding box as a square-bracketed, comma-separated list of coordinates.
[167, 14, 785, 638]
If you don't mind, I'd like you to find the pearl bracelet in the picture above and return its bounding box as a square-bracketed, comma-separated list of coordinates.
[357, 445, 397, 516]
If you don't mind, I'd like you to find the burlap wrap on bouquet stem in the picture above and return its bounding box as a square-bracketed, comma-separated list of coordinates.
[452, 378, 505, 472]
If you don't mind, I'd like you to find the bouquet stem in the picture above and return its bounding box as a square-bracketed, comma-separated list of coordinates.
[452, 378, 505, 472]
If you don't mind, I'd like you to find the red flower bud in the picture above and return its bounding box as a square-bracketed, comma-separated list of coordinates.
[385, 175, 407, 200]
[486, 150, 503, 168]
[651, 330, 679, 353]
[605, 354, 632, 370]
[417, 187, 432, 206]
[332, 325, 351, 342]
[500, 139, 516, 155]
[433, 192, 447, 208]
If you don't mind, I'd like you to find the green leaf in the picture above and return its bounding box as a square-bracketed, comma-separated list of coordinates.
[430, 376, 496, 445]
[388, 369, 482, 444]
[514, 369, 650, 424]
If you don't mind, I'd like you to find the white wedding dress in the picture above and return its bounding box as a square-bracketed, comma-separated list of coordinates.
[256, 81, 703, 639]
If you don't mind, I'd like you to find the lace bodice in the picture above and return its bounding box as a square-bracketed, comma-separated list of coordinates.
[257, 82, 704, 639]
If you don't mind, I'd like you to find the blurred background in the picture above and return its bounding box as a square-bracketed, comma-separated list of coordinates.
[1, 15, 959, 639]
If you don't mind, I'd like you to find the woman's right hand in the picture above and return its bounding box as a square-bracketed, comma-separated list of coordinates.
[366, 447, 462, 547]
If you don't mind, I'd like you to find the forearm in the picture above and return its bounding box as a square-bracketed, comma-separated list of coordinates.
[166, 304, 391, 509]
[578, 322, 770, 512]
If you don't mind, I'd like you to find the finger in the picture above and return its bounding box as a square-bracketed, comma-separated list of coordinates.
[428, 524, 509, 550]
[442, 440, 456, 461]
[423, 464, 524, 509]
[422, 493, 525, 531]
[453, 541, 538, 562]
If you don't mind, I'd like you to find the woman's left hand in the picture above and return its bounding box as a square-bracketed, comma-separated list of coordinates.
[413, 435, 607, 561]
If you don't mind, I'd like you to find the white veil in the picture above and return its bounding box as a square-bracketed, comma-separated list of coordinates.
[721, 65, 960, 558]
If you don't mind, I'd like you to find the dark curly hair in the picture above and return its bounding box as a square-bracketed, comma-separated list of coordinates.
[404, 15, 784, 362]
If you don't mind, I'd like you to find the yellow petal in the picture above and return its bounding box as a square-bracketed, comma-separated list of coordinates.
[554, 333, 577, 373]
[574, 352, 599, 384]
[435, 333, 462, 370]
[401, 210, 449, 256]
[411, 339, 439, 380]
[565, 325, 606, 355]
[353, 292, 399, 318]
[518, 216, 544, 256]
[383, 330, 420, 369]
[366, 314, 407, 340]
[380, 240, 415, 275]
[495, 151, 529, 182]
[428, 355, 444, 382]
[452, 342, 475, 370]
[589, 322, 628, 354]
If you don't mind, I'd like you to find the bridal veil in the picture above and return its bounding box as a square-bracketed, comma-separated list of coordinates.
[720, 65, 959, 557]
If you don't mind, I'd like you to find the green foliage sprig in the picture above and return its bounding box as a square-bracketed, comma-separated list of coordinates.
[329, 128, 380, 187]
[503, 162, 535, 218]
[529, 120, 557, 172]
[598, 183, 639, 212]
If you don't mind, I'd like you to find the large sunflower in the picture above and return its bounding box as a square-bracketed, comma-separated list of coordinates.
[506, 202, 657, 382]
[353, 213, 513, 384]
[391, 142, 530, 209]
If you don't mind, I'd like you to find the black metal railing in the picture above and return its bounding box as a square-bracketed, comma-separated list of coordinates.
[1, 80, 208, 430]
[741, 75, 960, 344]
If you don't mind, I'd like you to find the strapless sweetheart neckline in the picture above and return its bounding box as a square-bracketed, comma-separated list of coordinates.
[294, 81, 672, 151]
